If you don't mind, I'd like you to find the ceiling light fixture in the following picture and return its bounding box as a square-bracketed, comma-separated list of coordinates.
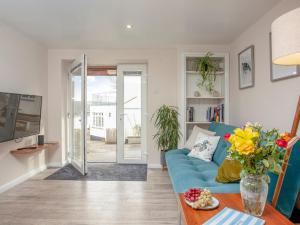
[126, 24, 133, 29]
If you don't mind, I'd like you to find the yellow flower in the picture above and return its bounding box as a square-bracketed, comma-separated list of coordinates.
[228, 127, 259, 155]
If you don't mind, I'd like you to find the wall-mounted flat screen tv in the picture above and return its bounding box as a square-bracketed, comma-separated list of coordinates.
[0, 92, 42, 143]
[0, 93, 19, 142]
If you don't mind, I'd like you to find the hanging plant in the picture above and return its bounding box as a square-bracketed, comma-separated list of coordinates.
[196, 52, 217, 94]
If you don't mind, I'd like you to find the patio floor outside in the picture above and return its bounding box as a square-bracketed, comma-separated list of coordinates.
[87, 137, 142, 162]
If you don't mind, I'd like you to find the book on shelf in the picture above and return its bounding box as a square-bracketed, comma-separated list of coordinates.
[203, 207, 265, 225]
[186, 106, 194, 122]
[206, 104, 224, 123]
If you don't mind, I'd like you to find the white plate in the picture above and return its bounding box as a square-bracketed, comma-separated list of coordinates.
[185, 197, 219, 210]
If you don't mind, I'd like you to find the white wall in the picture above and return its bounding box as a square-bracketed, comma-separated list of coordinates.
[229, 0, 300, 133]
[0, 21, 48, 190]
[47, 49, 177, 167]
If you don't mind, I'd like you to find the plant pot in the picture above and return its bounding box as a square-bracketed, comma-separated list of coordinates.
[240, 173, 268, 216]
[160, 151, 168, 168]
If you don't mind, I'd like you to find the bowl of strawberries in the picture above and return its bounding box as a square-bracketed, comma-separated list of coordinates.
[184, 188, 219, 210]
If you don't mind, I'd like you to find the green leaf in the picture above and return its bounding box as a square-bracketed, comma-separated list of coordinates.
[262, 159, 269, 168]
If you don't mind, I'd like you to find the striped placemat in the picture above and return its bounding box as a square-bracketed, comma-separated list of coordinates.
[203, 207, 265, 225]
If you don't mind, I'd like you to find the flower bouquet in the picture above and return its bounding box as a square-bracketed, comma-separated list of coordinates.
[224, 122, 290, 216]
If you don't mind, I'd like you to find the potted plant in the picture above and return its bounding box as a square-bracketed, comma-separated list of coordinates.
[128, 124, 141, 144]
[152, 105, 181, 168]
[197, 52, 217, 95]
[224, 122, 290, 216]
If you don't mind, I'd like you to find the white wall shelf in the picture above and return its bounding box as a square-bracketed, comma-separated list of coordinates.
[181, 52, 229, 142]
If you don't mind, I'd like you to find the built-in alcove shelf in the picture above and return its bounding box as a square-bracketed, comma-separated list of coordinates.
[10, 142, 59, 156]
[183, 53, 229, 141]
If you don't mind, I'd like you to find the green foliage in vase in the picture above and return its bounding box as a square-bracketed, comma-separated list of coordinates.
[152, 105, 181, 151]
[196, 52, 217, 94]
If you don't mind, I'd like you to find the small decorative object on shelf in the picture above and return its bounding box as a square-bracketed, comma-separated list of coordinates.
[224, 122, 291, 216]
[187, 107, 194, 122]
[218, 62, 225, 72]
[184, 188, 219, 210]
[194, 91, 200, 97]
[212, 90, 220, 97]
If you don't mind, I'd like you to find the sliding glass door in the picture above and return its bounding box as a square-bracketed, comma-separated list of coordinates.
[117, 64, 147, 164]
[69, 54, 87, 175]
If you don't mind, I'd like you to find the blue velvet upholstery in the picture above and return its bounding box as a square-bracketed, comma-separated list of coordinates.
[208, 122, 236, 165]
[165, 122, 300, 218]
[165, 148, 240, 194]
[267, 140, 300, 218]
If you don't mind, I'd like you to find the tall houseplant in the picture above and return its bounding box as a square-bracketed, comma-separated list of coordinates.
[152, 105, 181, 168]
[197, 52, 217, 94]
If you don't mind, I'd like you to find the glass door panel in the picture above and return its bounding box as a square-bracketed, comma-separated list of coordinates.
[117, 64, 147, 164]
[123, 73, 142, 160]
[86, 70, 117, 163]
[69, 54, 87, 175]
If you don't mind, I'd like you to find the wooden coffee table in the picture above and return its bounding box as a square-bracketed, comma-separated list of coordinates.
[179, 193, 294, 225]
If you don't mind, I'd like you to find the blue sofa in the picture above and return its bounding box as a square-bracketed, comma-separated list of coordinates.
[165, 122, 300, 218]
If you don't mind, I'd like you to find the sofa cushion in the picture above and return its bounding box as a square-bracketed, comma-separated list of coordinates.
[216, 158, 242, 183]
[184, 125, 216, 150]
[165, 148, 240, 194]
[188, 133, 220, 161]
[208, 122, 237, 165]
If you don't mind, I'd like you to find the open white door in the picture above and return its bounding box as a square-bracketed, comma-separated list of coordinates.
[117, 64, 147, 164]
[69, 54, 87, 175]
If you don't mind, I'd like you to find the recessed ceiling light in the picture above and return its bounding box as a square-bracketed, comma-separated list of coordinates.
[126, 24, 133, 29]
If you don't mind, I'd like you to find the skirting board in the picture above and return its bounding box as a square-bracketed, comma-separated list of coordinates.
[0, 164, 47, 194]
[147, 164, 162, 169]
[47, 160, 69, 168]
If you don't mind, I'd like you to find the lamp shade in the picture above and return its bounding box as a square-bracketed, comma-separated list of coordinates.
[271, 7, 300, 65]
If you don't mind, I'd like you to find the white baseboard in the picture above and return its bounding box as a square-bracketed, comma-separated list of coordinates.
[0, 164, 47, 194]
[147, 163, 162, 169]
[47, 160, 68, 168]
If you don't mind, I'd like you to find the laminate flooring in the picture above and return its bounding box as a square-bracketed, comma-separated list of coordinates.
[0, 168, 178, 225]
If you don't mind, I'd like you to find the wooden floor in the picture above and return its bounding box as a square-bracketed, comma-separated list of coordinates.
[0, 168, 178, 225]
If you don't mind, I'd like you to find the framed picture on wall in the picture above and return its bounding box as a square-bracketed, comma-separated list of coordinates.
[238, 45, 255, 89]
[269, 32, 300, 82]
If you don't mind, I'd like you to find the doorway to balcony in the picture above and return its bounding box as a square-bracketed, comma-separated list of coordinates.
[84, 64, 147, 164]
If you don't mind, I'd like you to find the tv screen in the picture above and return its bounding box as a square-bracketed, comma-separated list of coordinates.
[0, 93, 19, 142]
[14, 95, 42, 139]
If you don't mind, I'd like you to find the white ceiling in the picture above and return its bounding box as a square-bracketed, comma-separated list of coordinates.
[0, 0, 280, 49]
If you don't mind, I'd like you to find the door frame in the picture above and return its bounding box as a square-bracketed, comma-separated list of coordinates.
[68, 54, 88, 175]
[116, 64, 148, 164]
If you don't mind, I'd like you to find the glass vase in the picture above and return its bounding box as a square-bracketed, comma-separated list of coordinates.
[240, 173, 268, 216]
